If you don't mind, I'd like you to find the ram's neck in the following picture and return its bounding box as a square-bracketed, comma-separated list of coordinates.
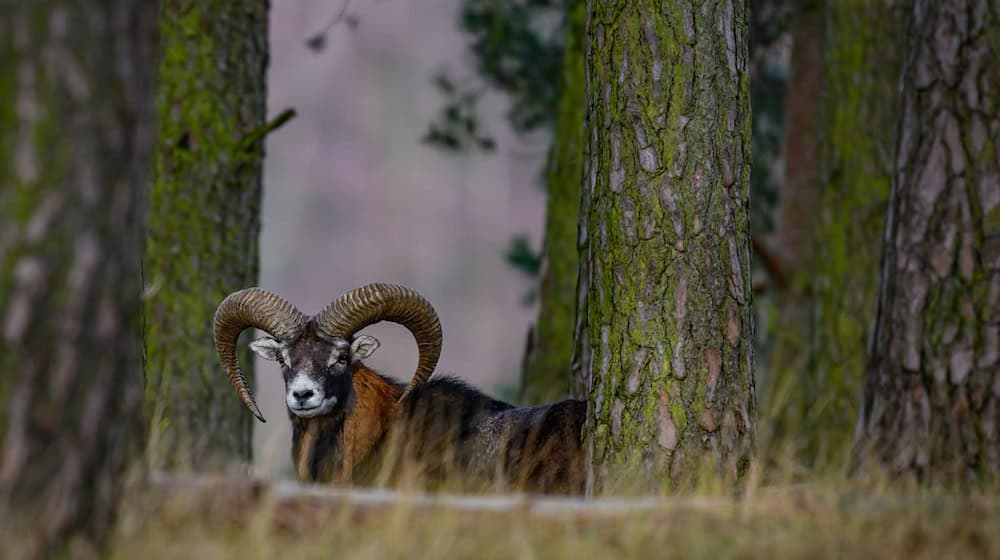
[290, 364, 403, 483]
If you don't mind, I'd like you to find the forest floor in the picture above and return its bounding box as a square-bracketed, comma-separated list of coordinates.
[110, 473, 1000, 559]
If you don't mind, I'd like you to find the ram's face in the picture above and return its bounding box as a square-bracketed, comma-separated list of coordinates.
[250, 331, 380, 418]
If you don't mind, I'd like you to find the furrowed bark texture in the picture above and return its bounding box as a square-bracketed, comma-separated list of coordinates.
[778, 0, 909, 467]
[520, 0, 586, 405]
[854, 0, 1000, 482]
[580, 0, 756, 490]
[0, 1, 155, 557]
[144, 0, 270, 467]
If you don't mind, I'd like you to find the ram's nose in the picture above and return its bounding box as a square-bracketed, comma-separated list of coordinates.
[293, 389, 314, 402]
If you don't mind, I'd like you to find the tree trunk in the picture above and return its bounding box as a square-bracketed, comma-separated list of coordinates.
[579, 0, 755, 491]
[775, 0, 909, 468]
[853, 0, 1000, 483]
[520, 0, 586, 405]
[0, 1, 155, 557]
[144, 0, 270, 468]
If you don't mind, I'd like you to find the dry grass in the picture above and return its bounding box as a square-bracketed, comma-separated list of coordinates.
[110, 472, 1000, 560]
[119, 392, 1000, 559]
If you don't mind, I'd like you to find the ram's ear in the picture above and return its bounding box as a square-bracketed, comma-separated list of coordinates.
[350, 335, 380, 361]
[250, 337, 284, 362]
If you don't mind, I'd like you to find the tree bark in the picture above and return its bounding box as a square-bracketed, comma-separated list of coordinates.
[853, 0, 1000, 483]
[0, 1, 155, 557]
[520, 0, 586, 405]
[579, 0, 755, 491]
[144, 0, 270, 468]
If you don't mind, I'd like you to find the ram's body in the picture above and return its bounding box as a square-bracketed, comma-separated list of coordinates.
[291, 365, 586, 493]
[214, 283, 586, 495]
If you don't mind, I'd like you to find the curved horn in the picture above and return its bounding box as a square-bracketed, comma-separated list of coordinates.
[313, 283, 442, 400]
[213, 288, 307, 422]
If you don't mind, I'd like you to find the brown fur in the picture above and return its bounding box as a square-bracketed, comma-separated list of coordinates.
[340, 367, 402, 477]
[290, 366, 400, 482]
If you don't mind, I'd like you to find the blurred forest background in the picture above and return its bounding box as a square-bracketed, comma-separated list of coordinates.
[2, 0, 999, 558]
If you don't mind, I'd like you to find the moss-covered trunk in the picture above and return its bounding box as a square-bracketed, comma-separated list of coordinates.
[519, 0, 586, 405]
[0, 1, 155, 555]
[853, 0, 1000, 482]
[765, 0, 909, 468]
[144, 0, 269, 467]
[579, 0, 755, 491]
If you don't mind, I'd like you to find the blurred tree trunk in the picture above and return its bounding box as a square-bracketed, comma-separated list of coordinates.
[853, 0, 1000, 482]
[774, 3, 823, 272]
[758, 2, 825, 455]
[519, 0, 586, 405]
[144, 0, 270, 467]
[773, 0, 909, 468]
[579, 0, 755, 490]
[0, 1, 155, 557]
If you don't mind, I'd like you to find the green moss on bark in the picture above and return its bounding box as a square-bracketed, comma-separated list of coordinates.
[581, 0, 756, 491]
[144, 0, 269, 467]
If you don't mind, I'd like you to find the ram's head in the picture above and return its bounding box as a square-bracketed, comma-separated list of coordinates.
[212, 283, 442, 422]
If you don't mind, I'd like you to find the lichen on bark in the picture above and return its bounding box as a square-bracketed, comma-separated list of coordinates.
[579, 0, 756, 491]
[144, 0, 269, 468]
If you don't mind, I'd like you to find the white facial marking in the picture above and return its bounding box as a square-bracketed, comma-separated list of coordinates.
[285, 365, 337, 418]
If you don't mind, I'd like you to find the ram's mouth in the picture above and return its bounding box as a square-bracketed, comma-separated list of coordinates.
[289, 396, 338, 418]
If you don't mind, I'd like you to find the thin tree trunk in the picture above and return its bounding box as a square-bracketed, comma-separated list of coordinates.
[853, 0, 1000, 483]
[774, 4, 823, 273]
[144, 0, 270, 468]
[0, 1, 155, 557]
[520, 0, 586, 405]
[759, 2, 825, 457]
[580, 0, 755, 491]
